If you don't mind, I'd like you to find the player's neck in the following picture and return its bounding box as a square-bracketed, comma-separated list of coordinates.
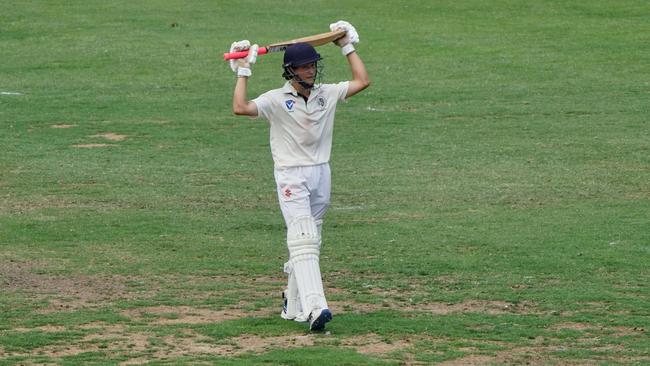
[292, 81, 311, 99]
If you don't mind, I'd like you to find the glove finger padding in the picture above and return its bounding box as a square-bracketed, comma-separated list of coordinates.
[229, 40, 251, 53]
[329, 20, 359, 46]
[246, 44, 258, 65]
[229, 40, 251, 72]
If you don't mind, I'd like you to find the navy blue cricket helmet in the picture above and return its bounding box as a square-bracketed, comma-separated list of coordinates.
[283, 42, 322, 68]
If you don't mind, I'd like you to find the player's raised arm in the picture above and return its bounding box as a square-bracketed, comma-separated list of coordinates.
[230, 40, 259, 116]
[329, 21, 370, 98]
[345, 51, 370, 98]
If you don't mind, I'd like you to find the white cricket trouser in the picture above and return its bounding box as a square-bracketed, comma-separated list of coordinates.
[275, 163, 331, 317]
[274, 163, 331, 225]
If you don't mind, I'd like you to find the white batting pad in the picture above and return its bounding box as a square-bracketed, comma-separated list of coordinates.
[282, 261, 306, 321]
[287, 215, 328, 313]
[315, 219, 323, 247]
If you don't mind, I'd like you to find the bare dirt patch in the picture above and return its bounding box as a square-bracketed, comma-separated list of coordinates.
[116, 332, 316, 364]
[219, 334, 316, 356]
[435, 344, 603, 366]
[449, 342, 649, 366]
[91, 132, 128, 141]
[3, 327, 154, 360]
[51, 124, 76, 129]
[4, 268, 639, 364]
[72, 143, 113, 148]
[328, 298, 539, 316]
[436, 354, 495, 366]
[326, 271, 543, 316]
[549, 322, 596, 331]
[13, 325, 67, 333]
[609, 326, 646, 337]
[3, 326, 320, 363]
[415, 300, 539, 315]
[120, 305, 275, 325]
[1, 260, 156, 311]
[341, 333, 412, 355]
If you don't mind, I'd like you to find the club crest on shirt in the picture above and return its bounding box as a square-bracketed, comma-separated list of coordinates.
[317, 97, 326, 107]
[285, 99, 295, 111]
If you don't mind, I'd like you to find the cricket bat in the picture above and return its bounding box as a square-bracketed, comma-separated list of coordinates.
[223, 29, 346, 60]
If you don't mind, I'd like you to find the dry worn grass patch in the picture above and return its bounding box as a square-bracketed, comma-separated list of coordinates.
[3, 263, 647, 364]
[91, 132, 128, 141]
[1, 260, 157, 312]
[3, 325, 615, 366]
[340, 333, 412, 355]
[72, 143, 113, 148]
[121, 305, 275, 325]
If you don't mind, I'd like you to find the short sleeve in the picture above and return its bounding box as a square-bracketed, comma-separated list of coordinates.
[252, 92, 273, 121]
[336, 81, 350, 102]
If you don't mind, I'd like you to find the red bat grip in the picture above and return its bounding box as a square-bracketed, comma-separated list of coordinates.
[223, 47, 268, 60]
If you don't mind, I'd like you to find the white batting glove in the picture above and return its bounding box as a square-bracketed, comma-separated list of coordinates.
[329, 21, 359, 56]
[229, 40, 258, 77]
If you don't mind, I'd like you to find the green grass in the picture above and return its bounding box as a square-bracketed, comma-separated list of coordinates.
[1, 0, 649, 364]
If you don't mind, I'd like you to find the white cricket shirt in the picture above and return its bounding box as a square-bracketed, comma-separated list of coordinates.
[253, 81, 349, 169]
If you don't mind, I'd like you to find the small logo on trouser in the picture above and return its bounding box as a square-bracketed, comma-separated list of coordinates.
[284, 188, 292, 198]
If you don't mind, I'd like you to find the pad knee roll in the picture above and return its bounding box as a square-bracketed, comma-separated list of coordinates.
[287, 215, 320, 258]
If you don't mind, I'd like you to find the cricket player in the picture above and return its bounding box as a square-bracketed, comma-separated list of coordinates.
[230, 20, 370, 331]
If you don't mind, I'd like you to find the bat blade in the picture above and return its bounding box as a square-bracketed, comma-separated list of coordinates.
[223, 29, 345, 61]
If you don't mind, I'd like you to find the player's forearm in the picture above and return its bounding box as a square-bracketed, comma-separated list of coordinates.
[347, 52, 370, 88]
[232, 77, 250, 115]
[344, 51, 370, 98]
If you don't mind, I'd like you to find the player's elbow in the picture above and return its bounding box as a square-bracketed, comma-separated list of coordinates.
[356, 77, 371, 92]
[233, 102, 253, 116]
[360, 77, 371, 90]
[233, 105, 247, 115]
[356, 72, 371, 89]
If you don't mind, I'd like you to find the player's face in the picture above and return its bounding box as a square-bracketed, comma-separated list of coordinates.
[293, 63, 316, 83]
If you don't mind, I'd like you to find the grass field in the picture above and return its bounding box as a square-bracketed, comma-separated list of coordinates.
[1, 1, 649, 365]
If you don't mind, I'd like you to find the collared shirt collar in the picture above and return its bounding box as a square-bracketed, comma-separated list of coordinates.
[282, 81, 322, 99]
[282, 81, 299, 97]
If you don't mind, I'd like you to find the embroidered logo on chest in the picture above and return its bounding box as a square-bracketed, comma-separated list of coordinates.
[285, 99, 295, 111]
[317, 97, 326, 107]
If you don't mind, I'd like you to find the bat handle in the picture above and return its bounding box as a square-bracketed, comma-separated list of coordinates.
[223, 47, 268, 60]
